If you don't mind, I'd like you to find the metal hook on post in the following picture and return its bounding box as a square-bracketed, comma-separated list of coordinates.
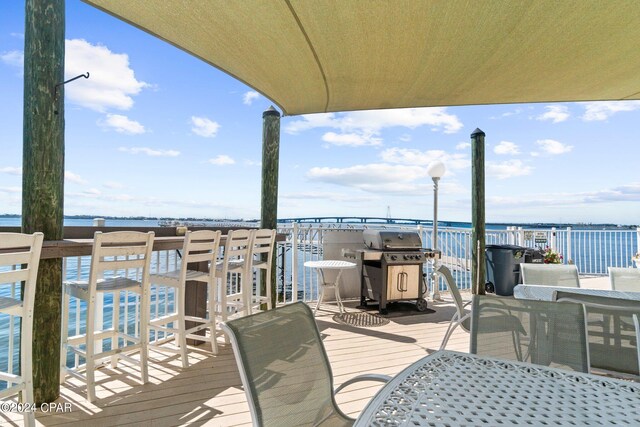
[54, 72, 89, 114]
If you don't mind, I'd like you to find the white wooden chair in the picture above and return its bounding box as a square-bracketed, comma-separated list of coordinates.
[248, 229, 276, 313]
[609, 267, 640, 291]
[0, 232, 43, 427]
[148, 230, 221, 367]
[60, 231, 154, 402]
[520, 263, 580, 287]
[215, 229, 254, 322]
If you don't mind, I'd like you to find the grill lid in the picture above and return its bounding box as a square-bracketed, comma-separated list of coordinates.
[363, 230, 423, 250]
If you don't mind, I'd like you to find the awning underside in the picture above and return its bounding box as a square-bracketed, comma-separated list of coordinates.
[85, 0, 640, 115]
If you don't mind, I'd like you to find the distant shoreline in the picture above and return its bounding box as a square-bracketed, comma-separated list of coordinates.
[0, 213, 636, 229]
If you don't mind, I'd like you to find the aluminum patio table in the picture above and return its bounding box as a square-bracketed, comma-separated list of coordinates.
[354, 350, 640, 426]
[304, 260, 356, 315]
[513, 284, 640, 301]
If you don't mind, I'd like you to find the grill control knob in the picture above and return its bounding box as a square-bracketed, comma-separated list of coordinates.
[391, 255, 397, 260]
[403, 254, 409, 260]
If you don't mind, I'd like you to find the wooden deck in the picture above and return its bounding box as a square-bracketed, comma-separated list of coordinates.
[1, 294, 471, 427]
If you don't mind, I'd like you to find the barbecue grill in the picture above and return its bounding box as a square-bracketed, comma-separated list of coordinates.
[343, 230, 440, 314]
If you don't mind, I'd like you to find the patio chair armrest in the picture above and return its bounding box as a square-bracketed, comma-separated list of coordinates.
[463, 300, 472, 308]
[334, 374, 392, 394]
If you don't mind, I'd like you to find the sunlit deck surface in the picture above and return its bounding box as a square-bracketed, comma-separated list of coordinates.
[3, 277, 609, 426]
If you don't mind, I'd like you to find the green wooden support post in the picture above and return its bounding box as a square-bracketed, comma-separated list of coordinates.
[261, 106, 281, 309]
[471, 128, 486, 296]
[22, 0, 65, 403]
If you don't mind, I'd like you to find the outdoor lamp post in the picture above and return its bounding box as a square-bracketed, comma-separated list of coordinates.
[427, 160, 446, 301]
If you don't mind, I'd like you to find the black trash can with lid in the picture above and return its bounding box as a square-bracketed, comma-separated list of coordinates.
[485, 244, 527, 296]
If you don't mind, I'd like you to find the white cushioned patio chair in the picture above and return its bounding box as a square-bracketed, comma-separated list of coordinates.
[0, 232, 43, 427]
[148, 230, 222, 368]
[471, 295, 590, 372]
[608, 267, 640, 291]
[60, 231, 154, 402]
[220, 302, 391, 426]
[520, 263, 580, 287]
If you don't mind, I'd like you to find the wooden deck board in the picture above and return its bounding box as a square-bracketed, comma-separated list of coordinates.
[1, 295, 470, 427]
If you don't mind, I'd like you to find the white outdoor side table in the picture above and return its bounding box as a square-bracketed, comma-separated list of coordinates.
[304, 260, 356, 315]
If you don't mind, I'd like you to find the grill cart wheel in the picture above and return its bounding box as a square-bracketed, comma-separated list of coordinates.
[415, 298, 428, 312]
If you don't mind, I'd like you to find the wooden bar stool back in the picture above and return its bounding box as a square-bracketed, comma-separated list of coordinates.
[60, 231, 154, 402]
[148, 230, 222, 367]
[215, 229, 253, 322]
[249, 229, 277, 313]
[0, 232, 43, 427]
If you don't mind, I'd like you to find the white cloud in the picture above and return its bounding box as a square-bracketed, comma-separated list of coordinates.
[0, 186, 21, 194]
[284, 108, 463, 147]
[307, 163, 429, 193]
[104, 181, 124, 189]
[398, 134, 412, 142]
[65, 39, 148, 112]
[243, 159, 261, 167]
[536, 105, 570, 123]
[0, 166, 22, 175]
[243, 91, 260, 105]
[455, 142, 471, 150]
[208, 155, 235, 165]
[488, 183, 640, 208]
[0, 50, 23, 67]
[65, 171, 87, 184]
[281, 191, 380, 203]
[581, 101, 640, 121]
[493, 141, 520, 155]
[486, 159, 533, 179]
[535, 139, 573, 155]
[321, 132, 381, 147]
[380, 148, 470, 171]
[191, 116, 221, 138]
[98, 114, 146, 134]
[584, 183, 640, 202]
[118, 147, 180, 157]
[10, 33, 24, 39]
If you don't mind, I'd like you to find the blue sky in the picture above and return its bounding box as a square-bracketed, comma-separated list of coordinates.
[1, 1, 639, 225]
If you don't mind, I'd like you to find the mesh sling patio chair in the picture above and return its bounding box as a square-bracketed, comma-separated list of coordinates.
[437, 265, 528, 353]
[554, 290, 640, 376]
[436, 265, 472, 350]
[608, 267, 640, 291]
[520, 263, 580, 287]
[220, 302, 391, 427]
[470, 295, 590, 372]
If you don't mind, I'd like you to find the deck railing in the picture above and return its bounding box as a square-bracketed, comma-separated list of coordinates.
[2, 225, 639, 382]
[275, 224, 640, 302]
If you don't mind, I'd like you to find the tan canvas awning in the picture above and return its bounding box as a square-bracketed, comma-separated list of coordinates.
[85, 0, 640, 116]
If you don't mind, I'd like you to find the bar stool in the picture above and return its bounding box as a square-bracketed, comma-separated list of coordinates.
[148, 230, 221, 368]
[248, 229, 276, 313]
[215, 229, 253, 322]
[0, 232, 43, 427]
[60, 231, 154, 402]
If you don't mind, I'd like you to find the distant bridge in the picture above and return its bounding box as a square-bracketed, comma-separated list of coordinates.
[279, 216, 437, 225]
